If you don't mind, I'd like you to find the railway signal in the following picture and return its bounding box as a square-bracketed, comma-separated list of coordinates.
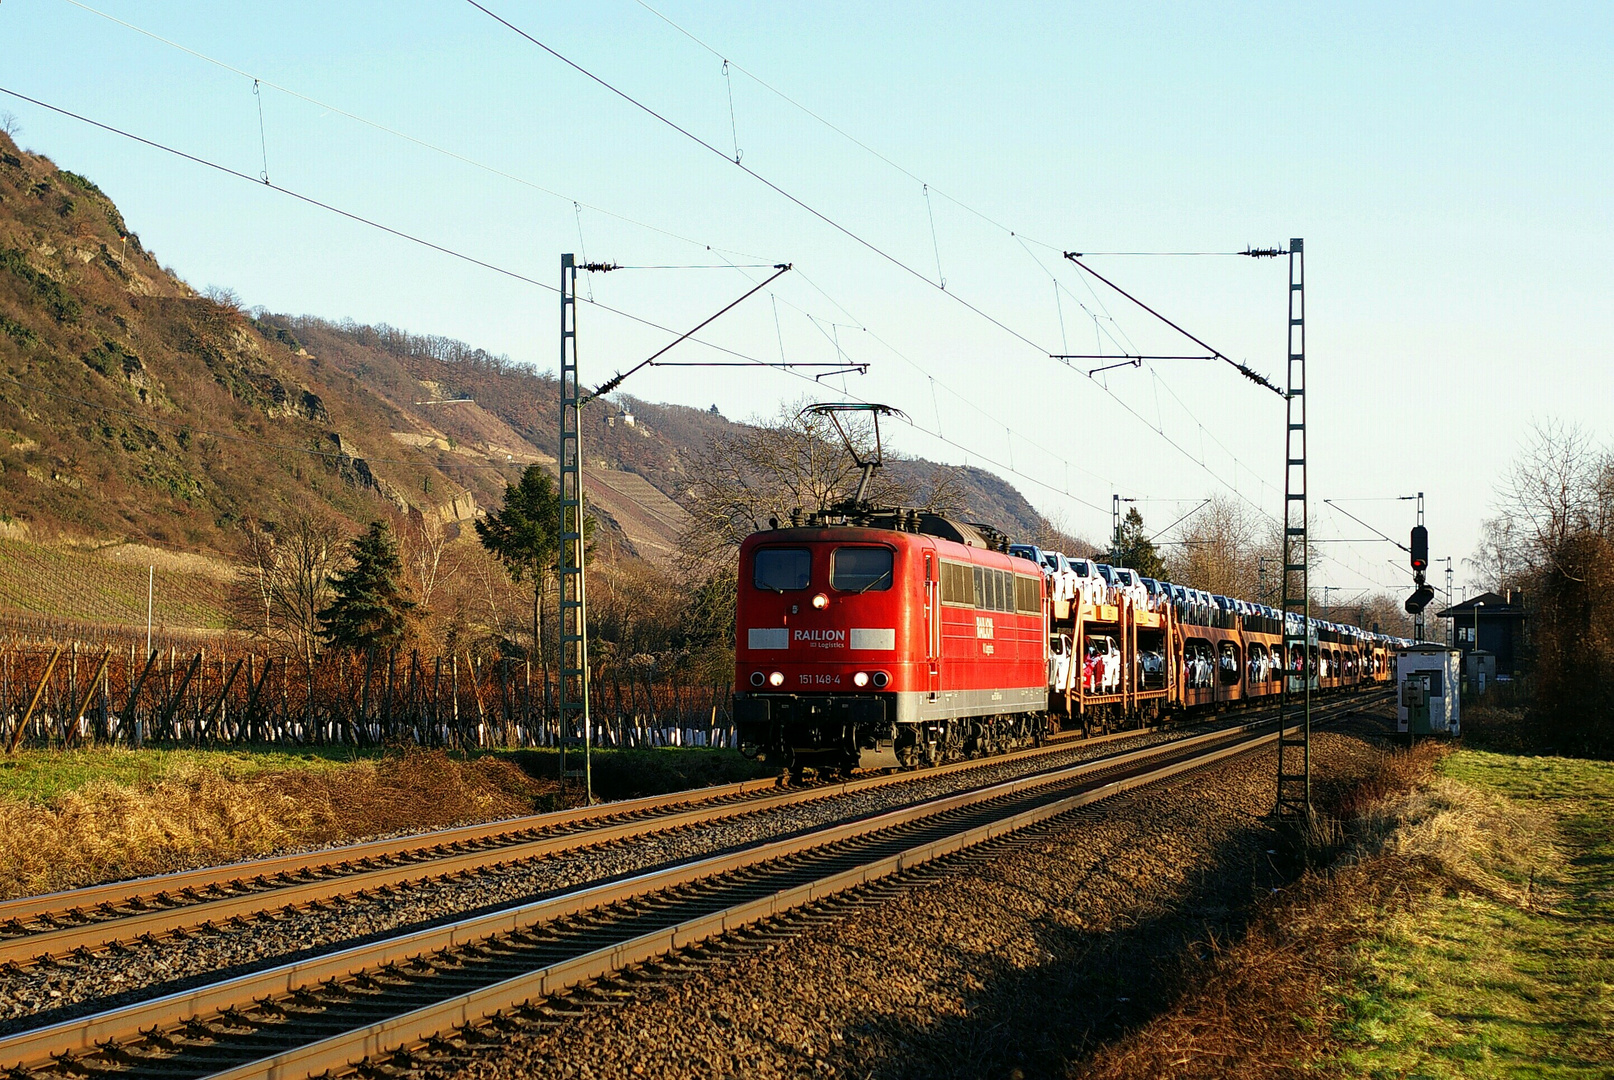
[1404, 581, 1436, 615]
[1405, 520, 1433, 617]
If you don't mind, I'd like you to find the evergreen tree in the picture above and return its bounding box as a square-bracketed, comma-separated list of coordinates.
[476, 465, 569, 671]
[319, 521, 415, 651]
[1113, 506, 1167, 579]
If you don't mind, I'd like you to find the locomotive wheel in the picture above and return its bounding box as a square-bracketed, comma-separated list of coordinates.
[895, 727, 920, 769]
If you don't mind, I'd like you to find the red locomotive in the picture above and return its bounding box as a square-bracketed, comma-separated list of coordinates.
[734, 511, 1048, 772]
[732, 404, 1403, 774]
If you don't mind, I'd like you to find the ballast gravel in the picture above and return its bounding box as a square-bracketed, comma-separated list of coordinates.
[0, 716, 1252, 1031]
[423, 722, 1395, 1080]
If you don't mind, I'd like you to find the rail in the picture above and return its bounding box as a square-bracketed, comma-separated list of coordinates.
[0, 692, 1388, 1079]
[0, 692, 1388, 966]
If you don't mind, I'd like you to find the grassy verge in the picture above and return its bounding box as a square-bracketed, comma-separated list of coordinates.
[0, 745, 385, 803]
[1071, 742, 1614, 1079]
[0, 743, 770, 900]
[1334, 750, 1614, 1077]
[1071, 739, 1451, 1080]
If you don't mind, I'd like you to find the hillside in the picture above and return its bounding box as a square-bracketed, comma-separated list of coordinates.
[0, 131, 1068, 602]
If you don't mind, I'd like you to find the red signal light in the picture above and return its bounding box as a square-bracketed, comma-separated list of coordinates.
[1410, 525, 1428, 572]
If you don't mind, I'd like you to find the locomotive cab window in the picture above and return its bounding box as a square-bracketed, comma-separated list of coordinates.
[753, 547, 811, 592]
[831, 546, 894, 592]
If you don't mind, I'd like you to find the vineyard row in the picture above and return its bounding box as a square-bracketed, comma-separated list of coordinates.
[0, 640, 737, 753]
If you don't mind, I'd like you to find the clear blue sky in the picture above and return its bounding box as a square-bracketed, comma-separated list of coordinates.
[3, 1, 1609, 603]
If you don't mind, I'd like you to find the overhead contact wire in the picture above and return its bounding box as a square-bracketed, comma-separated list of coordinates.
[463, 0, 1051, 356]
[0, 86, 813, 378]
[54, 0, 772, 263]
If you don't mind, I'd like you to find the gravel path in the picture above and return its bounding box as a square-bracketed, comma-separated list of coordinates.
[421, 719, 1396, 1080]
[0, 716, 1252, 1032]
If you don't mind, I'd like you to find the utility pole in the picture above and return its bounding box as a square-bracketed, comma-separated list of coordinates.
[1434, 557, 1454, 644]
[1110, 494, 1135, 566]
[1276, 238, 1312, 821]
[558, 253, 595, 803]
[554, 254, 811, 804]
[1111, 494, 1121, 565]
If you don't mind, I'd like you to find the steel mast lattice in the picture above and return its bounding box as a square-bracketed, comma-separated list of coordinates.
[1276, 238, 1312, 819]
[558, 253, 593, 803]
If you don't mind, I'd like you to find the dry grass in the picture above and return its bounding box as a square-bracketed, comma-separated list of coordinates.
[0, 750, 550, 899]
[1342, 773, 1562, 912]
[1072, 740, 1475, 1080]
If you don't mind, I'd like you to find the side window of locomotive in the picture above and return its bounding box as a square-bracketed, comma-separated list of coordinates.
[830, 546, 894, 592]
[753, 547, 811, 592]
[1015, 574, 1041, 614]
[940, 561, 974, 606]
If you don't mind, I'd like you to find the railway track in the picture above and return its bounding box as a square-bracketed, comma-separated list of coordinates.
[0, 702, 1324, 968]
[0, 692, 1387, 1080]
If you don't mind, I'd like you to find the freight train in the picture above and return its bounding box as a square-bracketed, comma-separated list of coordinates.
[732, 507, 1407, 774]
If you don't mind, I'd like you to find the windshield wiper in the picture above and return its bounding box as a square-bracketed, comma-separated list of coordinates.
[855, 570, 892, 594]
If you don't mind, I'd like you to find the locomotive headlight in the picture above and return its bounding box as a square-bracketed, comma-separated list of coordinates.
[812, 593, 829, 610]
[852, 671, 870, 688]
[871, 671, 890, 689]
[749, 671, 766, 687]
[768, 671, 785, 687]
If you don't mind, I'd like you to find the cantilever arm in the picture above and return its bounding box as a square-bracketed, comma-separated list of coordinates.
[585, 264, 793, 402]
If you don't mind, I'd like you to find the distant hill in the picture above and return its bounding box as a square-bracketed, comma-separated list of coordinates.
[0, 131, 1076, 584]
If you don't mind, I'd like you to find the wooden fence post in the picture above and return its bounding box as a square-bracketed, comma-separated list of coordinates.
[156, 652, 203, 736]
[63, 649, 111, 748]
[7, 644, 61, 753]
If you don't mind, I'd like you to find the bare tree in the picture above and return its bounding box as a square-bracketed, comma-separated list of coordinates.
[0, 111, 19, 139]
[401, 506, 459, 615]
[1032, 508, 1099, 558]
[276, 514, 344, 668]
[234, 518, 277, 639]
[1353, 593, 1414, 638]
[231, 513, 343, 667]
[1485, 420, 1614, 580]
[1165, 495, 1267, 599]
[681, 401, 913, 570]
[1474, 419, 1614, 752]
[203, 284, 244, 313]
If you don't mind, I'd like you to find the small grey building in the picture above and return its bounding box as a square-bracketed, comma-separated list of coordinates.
[1396, 644, 1461, 736]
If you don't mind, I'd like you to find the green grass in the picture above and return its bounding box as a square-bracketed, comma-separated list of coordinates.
[1335, 749, 1614, 1078]
[0, 744, 385, 803]
[0, 743, 768, 805]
